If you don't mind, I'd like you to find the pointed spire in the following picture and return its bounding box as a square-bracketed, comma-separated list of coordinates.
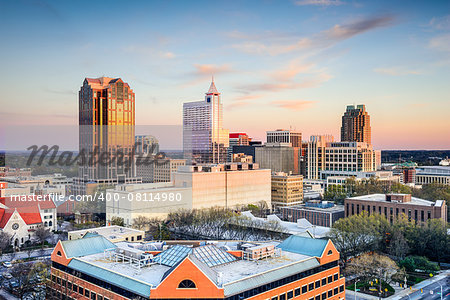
[206, 76, 219, 95]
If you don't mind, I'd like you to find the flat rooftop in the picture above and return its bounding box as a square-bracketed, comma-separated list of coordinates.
[59, 234, 331, 298]
[347, 194, 435, 206]
[69, 225, 144, 239]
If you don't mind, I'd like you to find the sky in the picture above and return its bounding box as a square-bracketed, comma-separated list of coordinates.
[0, 0, 449, 150]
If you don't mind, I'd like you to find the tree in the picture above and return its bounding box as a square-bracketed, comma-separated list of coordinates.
[0, 231, 12, 256]
[399, 256, 439, 274]
[34, 224, 51, 249]
[9, 263, 35, 300]
[110, 216, 125, 226]
[347, 253, 400, 298]
[133, 215, 150, 230]
[323, 184, 347, 204]
[328, 213, 388, 267]
[388, 230, 409, 260]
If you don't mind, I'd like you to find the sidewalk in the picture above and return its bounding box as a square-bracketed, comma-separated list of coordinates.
[0, 247, 53, 262]
[387, 269, 450, 300]
[346, 270, 450, 300]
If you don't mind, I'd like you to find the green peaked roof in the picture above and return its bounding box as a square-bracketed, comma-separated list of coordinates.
[61, 235, 116, 258]
[277, 235, 328, 257]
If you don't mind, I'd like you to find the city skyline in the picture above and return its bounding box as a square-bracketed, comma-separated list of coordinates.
[1, 0, 450, 150]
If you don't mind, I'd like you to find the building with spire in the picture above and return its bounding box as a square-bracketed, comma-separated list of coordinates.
[340, 104, 371, 144]
[183, 79, 229, 164]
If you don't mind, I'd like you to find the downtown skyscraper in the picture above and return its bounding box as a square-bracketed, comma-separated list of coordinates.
[340, 104, 371, 144]
[183, 79, 229, 164]
[73, 77, 141, 195]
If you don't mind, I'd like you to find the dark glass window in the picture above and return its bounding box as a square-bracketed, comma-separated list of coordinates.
[322, 292, 327, 299]
[322, 278, 327, 286]
[302, 285, 308, 293]
[328, 275, 333, 283]
[309, 283, 314, 291]
[178, 279, 196, 289]
[334, 273, 339, 281]
[315, 280, 321, 288]
[287, 291, 293, 299]
[295, 288, 300, 296]
[280, 293, 286, 300]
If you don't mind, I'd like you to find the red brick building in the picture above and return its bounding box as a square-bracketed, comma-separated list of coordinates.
[48, 234, 345, 299]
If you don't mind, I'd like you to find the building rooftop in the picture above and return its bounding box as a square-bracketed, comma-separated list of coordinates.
[416, 166, 450, 175]
[69, 225, 144, 242]
[240, 211, 330, 238]
[56, 233, 335, 298]
[347, 193, 436, 206]
[283, 202, 345, 213]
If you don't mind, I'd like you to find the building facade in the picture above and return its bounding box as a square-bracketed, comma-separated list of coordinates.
[340, 104, 371, 144]
[0, 195, 57, 247]
[183, 80, 229, 164]
[73, 77, 141, 195]
[135, 135, 159, 156]
[255, 144, 303, 175]
[49, 234, 345, 300]
[415, 166, 450, 185]
[306, 135, 334, 180]
[345, 193, 447, 223]
[228, 133, 250, 161]
[136, 158, 186, 183]
[271, 173, 303, 209]
[107, 163, 271, 223]
[267, 129, 302, 147]
[281, 202, 345, 227]
[320, 142, 379, 179]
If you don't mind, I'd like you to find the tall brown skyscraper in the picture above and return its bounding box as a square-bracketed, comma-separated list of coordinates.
[340, 104, 371, 144]
[73, 77, 141, 195]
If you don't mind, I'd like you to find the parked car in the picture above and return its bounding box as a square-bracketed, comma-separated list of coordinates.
[2, 272, 12, 279]
[2, 261, 12, 268]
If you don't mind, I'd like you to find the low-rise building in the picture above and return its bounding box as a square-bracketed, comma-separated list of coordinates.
[136, 158, 186, 183]
[345, 193, 447, 223]
[232, 153, 253, 163]
[68, 225, 145, 243]
[281, 202, 345, 227]
[271, 172, 303, 209]
[0, 195, 57, 247]
[49, 233, 344, 300]
[107, 163, 271, 224]
[415, 166, 450, 185]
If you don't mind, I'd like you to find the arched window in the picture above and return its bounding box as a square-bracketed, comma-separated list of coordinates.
[49, 221, 53, 227]
[178, 279, 196, 289]
[57, 251, 62, 257]
[327, 250, 333, 255]
[44, 221, 48, 226]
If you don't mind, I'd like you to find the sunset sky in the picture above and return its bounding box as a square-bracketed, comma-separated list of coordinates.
[1, 0, 449, 150]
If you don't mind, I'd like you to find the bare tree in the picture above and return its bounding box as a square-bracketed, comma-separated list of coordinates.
[34, 224, 51, 249]
[0, 231, 12, 257]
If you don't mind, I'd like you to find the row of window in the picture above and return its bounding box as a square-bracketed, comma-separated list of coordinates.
[52, 262, 146, 299]
[226, 261, 339, 300]
[347, 203, 432, 222]
[51, 275, 109, 300]
[270, 284, 344, 300]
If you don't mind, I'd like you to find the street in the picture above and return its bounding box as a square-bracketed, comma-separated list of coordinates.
[399, 277, 450, 300]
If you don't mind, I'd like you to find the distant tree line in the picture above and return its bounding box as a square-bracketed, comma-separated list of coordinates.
[381, 150, 450, 165]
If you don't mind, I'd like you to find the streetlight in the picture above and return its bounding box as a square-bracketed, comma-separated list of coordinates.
[354, 279, 360, 300]
[436, 281, 443, 300]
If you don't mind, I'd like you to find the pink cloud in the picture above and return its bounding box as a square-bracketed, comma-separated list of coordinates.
[271, 100, 317, 111]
